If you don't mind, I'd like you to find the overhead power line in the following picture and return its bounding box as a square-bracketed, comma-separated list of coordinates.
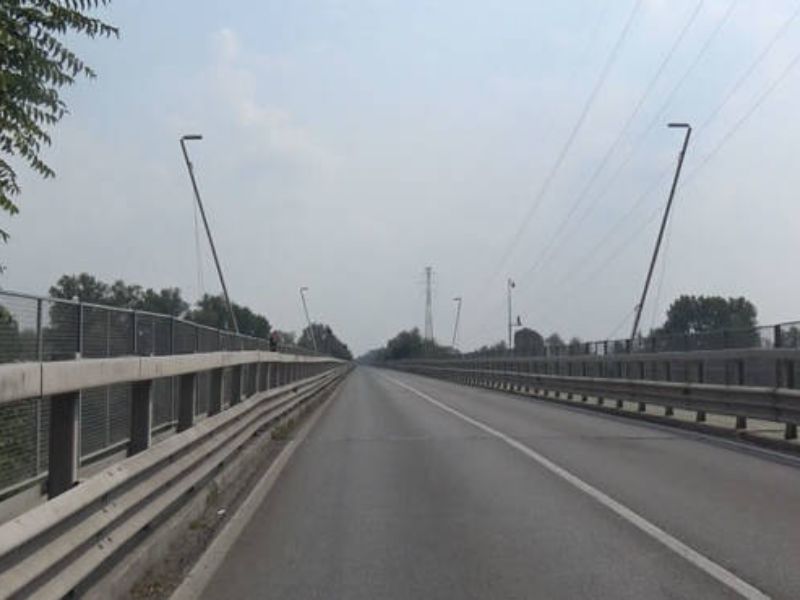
[521, 0, 705, 284]
[519, 0, 740, 275]
[482, 0, 645, 288]
[528, 39, 800, 331]
[698, 0, 800, 132]
[465, 0, 645, 345]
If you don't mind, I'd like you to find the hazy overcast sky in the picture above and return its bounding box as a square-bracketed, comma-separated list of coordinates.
[3, 0, 800, 354]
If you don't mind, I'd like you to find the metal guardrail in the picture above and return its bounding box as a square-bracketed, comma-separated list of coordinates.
[462, 320, 800, 358]
[0, 288, 315, 363]
[0, 289, 318, 498]
[0, 364, 349, 599]
[392, 362, 800, 441]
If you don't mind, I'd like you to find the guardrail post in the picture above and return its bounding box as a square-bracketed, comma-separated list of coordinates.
[255, 362, 263, 392]
[129, 380, 153, 455]
[209, 368, 223, 415]
[76, 302, 84, 358]
[663, 362, 674, 416]
[249, 362, 258, 395]
[177, 373, 196, 432]
[779, 360, 797, 439]
[132, 310, 138, 355]
[231, 365, 243, 405]
[48, 391, 80, 498]
[695, 362, 706, 422]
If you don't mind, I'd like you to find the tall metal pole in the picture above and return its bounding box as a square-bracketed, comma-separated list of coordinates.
[630, 123, 692, 347]
[451, 296, 462, 348]
[424, 266, 434, 341]
[300, 286, 317, 352]
[507, 278, 515, 348]
[180, 135, 239, 333]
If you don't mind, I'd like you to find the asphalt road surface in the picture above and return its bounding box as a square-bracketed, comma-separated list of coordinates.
[200, 367, 800, 599]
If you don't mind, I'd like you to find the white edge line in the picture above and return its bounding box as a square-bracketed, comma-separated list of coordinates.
[380, 373, 770, 600]
[169, 380, 343, 600]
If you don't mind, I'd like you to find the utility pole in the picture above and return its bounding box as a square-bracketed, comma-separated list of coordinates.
[299, 286, 317, 352]
[507, 278, 515, 349]
[451, 296, 462, 349]
[424, 266, 434, 341]
[630, 123, 692, 347]
[180, 135, 239, 333]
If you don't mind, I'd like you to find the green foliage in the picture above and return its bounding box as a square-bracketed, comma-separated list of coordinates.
[545, 333, 565, 348]
[659, 295, 758, 335]
[363, 328, 457, 361]
[0, 0, 117, 241]
[49, 272, 107, 303]
[513, 328, 544, 355]
[297, 323, 352, 360]
[187, 293, 270, 338]
[48, 273, 277, 340]
[49, 273, 189, 316]
[473, 340, 507, 356]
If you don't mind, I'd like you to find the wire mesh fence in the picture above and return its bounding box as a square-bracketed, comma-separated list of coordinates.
[465, 321, 800, 358]
[0, 289, 317, 498]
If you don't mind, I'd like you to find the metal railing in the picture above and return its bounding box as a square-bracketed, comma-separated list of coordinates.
[390, 359, 800, 442]
[464, 321, 800, 358]
[0, 361, 350, 598]
[0, 288, 316, 364]
[0, 288, 320, 499]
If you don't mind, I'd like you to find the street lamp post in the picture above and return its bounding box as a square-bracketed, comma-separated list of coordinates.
[451, 297, 462, 349]
[507, 278, 516, 349]
[179, 134, 239, 333]
[299, 286, 317, 352]
[629, 123, 692, 348]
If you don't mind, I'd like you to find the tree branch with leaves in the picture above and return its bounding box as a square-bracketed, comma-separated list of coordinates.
[0, 0, 117, 242]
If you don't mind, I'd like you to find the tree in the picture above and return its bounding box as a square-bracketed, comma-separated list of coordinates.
[49, 273, 188, 316]
[1, 1, 118, 242]
[187, 294, 270, 338]
[298, 323, 353, 360]
[385, 328, 424, 360]
[514, 328, 544, 356]
[474, 340, 507, 356]
[660, 295, 757, 335]
[545, 333, 565, 349]
[271, 330, 296, 346]
[140, 287, 188, 316]
[568, 336, 583, 354]
[50, 273, 108, 303]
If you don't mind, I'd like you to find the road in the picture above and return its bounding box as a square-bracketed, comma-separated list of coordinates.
[199, 367, 800, 599]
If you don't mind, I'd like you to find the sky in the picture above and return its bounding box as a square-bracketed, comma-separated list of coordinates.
[3, 0, 800, 355]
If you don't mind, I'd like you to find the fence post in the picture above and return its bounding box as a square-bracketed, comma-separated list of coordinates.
[132, 310, 138, 355]
[169, 317, 175, 355]
[36, 298, 43, 361]
[47, 391, 80, 498]
[177, 373, 196, 432]
[129, 380, 153, 455]
[774, 325, 782, 349]
[230, 365, 243, 405]
[208, 368, 223, 415]
[76, 302, 84, 358]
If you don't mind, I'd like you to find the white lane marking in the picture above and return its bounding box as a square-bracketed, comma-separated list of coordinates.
[381, 373, 770, 600]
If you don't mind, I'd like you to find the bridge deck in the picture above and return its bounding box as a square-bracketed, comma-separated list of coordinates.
[200, 367, 800, 599]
